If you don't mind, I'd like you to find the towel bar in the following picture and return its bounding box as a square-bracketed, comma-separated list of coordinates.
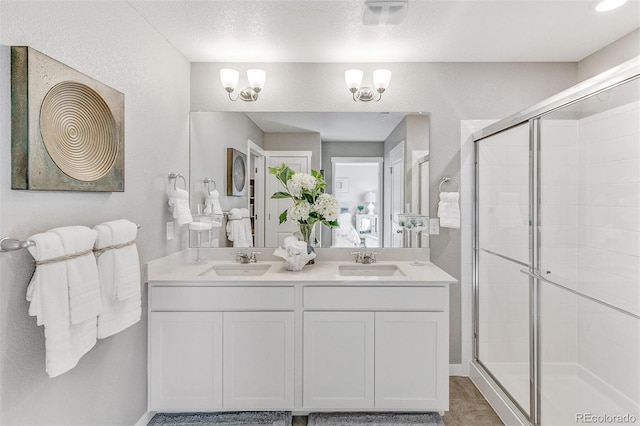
[0, 224, 140, 253]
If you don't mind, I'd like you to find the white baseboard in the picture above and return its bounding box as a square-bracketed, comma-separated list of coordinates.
[449, 364, 464, 376]
[135, 411, 155, 426]
[469, 361, 527, 426]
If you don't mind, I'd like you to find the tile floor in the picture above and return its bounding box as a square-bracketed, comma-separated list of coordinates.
[443, 377, 503, 425]
[292, 377, 503, 426]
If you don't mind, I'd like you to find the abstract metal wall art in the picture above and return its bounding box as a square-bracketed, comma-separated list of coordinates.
[11, 46, 124, 191]
[226, 148, 248, 196]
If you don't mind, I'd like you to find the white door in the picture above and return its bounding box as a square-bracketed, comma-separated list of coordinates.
[266, 152, 311, 247]
[149, 312, 223, 411]
[374, 312, 448, 410]
[223, 312, 294, 409]
[303, 312, 374, 409]
[389, 142, 405, 247]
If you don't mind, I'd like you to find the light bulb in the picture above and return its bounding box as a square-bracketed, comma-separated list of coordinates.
[247, 69, 266, 89]
[373, 69, 391, 90]
[345, 69, 364, 90]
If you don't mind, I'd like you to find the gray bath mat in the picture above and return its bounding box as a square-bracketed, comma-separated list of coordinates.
[148, 411, 292, 426]
[307, 412, 444, 426]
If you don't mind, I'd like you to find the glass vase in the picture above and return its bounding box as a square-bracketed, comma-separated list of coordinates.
[298, 222, 316, 264]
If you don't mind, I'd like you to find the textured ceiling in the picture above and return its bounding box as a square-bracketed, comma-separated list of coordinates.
[127, 0, 640, 63]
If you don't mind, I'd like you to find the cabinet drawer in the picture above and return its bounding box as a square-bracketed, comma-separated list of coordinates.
[151, 286, 295, 311]
[303, 286, 447, 311]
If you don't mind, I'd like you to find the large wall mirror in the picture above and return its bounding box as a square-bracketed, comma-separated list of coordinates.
[189, 111, 430, 249]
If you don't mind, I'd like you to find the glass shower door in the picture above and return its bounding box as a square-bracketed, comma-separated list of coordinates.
[537, 77, 640, 426]
[476, 122, 532, 418]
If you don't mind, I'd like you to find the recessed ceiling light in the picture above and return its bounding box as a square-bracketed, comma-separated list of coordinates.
[595, 0, 627, 12]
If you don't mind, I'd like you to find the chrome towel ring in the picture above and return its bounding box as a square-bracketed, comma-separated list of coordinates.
[168, 173, 187, 190]
[439, 177, 459, 192]
[203, 178, 217, 195]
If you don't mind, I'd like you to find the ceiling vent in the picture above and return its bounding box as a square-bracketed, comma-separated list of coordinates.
[362, 0, 408, 26]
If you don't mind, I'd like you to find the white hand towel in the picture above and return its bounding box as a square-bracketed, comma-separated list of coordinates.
[168, 188, 193, 226]
[50, 226, 102, 325]
[26, 231, 97, 378]
[437, 191, 461, 229]
[94, 220, 141, 339]
[205, 189, 223, 215]
[26, 232, 68, 327]
[226, 208, 252, 247]
[105, 220, 140, 300]
[240, 208, 253, 248]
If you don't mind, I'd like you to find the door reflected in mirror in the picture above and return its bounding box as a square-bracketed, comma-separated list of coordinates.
[190, 112, 430, 249]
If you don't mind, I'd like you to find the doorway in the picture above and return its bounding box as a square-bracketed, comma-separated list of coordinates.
[330, 157, 383, 248]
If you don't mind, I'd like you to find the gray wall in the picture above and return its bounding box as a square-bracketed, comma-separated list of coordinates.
[264, 132, 322, 172]
[190, 113, 265, 214]
[578, 29, 640, 81]
[0, 1, 190, 425]
[192, 61, 578, 364]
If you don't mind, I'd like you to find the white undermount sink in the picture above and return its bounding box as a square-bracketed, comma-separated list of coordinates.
[338, 264, 405, 277]
[200, 263, 271, 277]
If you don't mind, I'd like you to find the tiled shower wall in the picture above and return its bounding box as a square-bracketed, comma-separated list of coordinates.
[541, 99, 639, 403]
[540, 120, 580, 364]
[575, 100, 640, 403]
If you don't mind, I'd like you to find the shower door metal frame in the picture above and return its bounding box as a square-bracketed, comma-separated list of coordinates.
[472, 57, 640, 426]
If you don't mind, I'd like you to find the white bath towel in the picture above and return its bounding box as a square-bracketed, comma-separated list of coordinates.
[26, 231, 97, 378]
[240, 208, 253, 247]
[168, 188, 193, 226]
[437, 191, 461, 229]
[105, 220, 140, 300]
[94, 220, 141, 339]
[226, 208, 253, 247]
[50, 226, 102, 325]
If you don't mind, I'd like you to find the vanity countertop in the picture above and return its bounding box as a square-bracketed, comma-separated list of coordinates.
[146, 251, 457, 285]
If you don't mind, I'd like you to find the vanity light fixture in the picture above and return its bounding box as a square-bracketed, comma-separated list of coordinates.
[345, 69, 391, 102]
[594, 0, 627, 11]
[220, 68, 266, 102]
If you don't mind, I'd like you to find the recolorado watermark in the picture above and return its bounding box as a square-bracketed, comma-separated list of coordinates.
[576, 413, 637, 424]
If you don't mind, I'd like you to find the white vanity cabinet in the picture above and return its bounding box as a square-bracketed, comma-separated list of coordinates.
[148, 285, 295, 412]
[302, 285, 449, 412]
[146, 264, 452, 415]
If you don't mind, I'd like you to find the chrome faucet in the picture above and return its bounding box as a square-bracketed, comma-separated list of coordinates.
[350, 250, 379, 264]
[236, 249, 261, 264]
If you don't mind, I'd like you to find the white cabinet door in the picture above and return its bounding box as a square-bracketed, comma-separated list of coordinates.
[223, 312, 294, 409]
[303, 312, 374, 409]
[375, 312, 448, 410]
[149, 312, 223, 411]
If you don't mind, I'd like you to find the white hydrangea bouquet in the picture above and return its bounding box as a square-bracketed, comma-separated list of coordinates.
[270, 163, 340, 247]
